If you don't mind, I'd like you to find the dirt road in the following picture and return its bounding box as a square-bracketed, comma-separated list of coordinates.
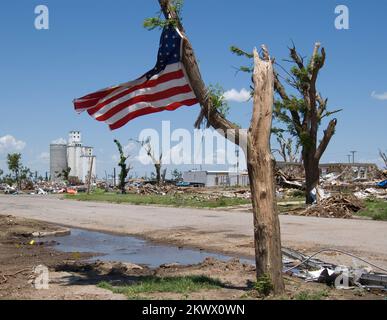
[1, 194, 386, 268]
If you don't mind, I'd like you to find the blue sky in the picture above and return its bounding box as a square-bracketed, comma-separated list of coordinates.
[0, 0, 386, 178]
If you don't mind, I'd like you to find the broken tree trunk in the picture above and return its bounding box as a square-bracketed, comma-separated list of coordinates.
[267, 42, 338, 205]
[304, 153, 320, 204]
[247, 48, 284, 294]
[86, 156, 94, 195]
[158, 0, 284, 294]
[155, 163, 161, 185]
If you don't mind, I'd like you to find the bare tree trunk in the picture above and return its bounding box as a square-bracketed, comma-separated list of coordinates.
[158, 0, 284, 295]
[247, 49, 284, 294]
[304, 154, 320, 204]
[379, 149, 387, 169]
[155, 163, 161, 185]
[86, 157, 94, 195]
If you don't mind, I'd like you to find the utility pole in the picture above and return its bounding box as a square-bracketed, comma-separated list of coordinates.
[235, 149, 240, 186]
[86, 156, 94, 195]
[347, 155, 352, 163]
[350, 151, 357, 164]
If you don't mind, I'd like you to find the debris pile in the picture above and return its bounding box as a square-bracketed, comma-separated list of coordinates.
[354, 187, 387, 200]
[295, 195, 364, 219]
[129, 183, 176, 196]
[276, 169, 304, 190]
[126, 183, 252, 200]
[283, 247, 387, 292]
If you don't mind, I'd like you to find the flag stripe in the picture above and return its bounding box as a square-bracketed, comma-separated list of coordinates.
[109, 98, 198, 130]
[104, 92, 197, 125]
[76, 63, 182, 112]
[91, 75, 191, 118]
[89, 69, 186, 117]
[74, 87, 120, 110]
[95, 84, 193, 122]
[90, 70, 185, 115]
[96, 63, 182, 104]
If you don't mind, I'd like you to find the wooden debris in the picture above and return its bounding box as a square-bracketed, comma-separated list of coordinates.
[295, 195, 364, 219]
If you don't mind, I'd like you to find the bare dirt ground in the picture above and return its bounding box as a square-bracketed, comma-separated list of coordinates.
[0, 214, 385, 300]
[0, 214, 126, 300]
[1, 194, 387, 300]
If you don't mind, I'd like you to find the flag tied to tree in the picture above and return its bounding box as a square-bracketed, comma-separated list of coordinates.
[73, 26, 198, 130]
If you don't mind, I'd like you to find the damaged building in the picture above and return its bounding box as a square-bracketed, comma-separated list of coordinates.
[276, 162, 382, 181]
[183, 162, 382, 188]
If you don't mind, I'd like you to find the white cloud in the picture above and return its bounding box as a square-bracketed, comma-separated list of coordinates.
[223, 88, 251, 103]
[38, 152, 50, 164]
[0, 135, 26, 154]
[371, 91, 387, 101]
[123, 141, 137, 156]
[111, 142, 137, 164]
[51, 137, 67, 145]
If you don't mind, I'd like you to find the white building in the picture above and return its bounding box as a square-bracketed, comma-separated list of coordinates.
[50, 131, 96, 183]
[183, 170, 249, 187]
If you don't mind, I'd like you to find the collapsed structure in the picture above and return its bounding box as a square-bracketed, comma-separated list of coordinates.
[50, 131, 96, 183]
[182, 162, 383, 188]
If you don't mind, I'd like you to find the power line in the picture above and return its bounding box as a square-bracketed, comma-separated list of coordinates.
[350, 150, 357, 164]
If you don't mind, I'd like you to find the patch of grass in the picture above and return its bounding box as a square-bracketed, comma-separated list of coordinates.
[254, 274, 273, 296]
[98, 275, 224, 299]
[295, 290, 329, 300]
[65, 192, 251, 208]
[286, 190, 305, 198]
[277, 203, 305, 213]
[355, 199, 387, 221]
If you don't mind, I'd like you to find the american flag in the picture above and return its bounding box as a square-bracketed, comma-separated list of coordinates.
[73, 27, 198, 130]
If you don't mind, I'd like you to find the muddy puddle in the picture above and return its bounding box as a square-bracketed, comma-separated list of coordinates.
[40, 228, 253, 268]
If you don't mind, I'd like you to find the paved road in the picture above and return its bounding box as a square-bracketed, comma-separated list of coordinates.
[1, 195, 386, 267]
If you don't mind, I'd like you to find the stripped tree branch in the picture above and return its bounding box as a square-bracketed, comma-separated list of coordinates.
[158, 0, 246, 148]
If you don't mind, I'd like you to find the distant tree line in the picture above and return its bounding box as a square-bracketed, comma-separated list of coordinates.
[0, 153, 45, 189]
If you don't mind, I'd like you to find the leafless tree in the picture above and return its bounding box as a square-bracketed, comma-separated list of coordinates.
[379, 149, 387, 169]
[134, 138, 163, 185]
[272, 130, 301, 163]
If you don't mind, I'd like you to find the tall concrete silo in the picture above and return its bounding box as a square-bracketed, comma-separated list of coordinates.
[50, 144, 68, 181]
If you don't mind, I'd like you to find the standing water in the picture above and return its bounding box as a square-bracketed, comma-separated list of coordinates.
[41, 228, 252, 268]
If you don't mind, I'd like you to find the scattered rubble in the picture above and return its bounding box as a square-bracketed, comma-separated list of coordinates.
[283, 247, 387, 292]
[276, 169, 304, 190]
[289, 195, 364, 219]
[126, 183, 252, 200]
[0, 180, 91, 196]
[354, 187, 387, 200]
